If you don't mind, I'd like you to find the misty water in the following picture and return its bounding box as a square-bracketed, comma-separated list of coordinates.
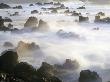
[0, 1, 110, 82]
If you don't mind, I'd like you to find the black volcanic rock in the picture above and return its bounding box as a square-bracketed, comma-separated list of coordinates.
[79, 70, 102, 82]
[0, 3, 10, 9]
[24, 17, 38, 30]
[38, 19, 49, 31]
[3, 42, 13, 47]
[0, 50, 18, 72]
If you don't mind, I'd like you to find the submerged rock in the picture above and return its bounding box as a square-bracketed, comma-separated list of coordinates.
[79, 70, 102, 82]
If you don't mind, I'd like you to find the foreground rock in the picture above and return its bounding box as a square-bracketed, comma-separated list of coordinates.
[79, 70, 102, 82]
[0, 50, 62, 82]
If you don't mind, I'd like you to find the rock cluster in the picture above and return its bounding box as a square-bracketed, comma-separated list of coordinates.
[0, 50, 62, 82]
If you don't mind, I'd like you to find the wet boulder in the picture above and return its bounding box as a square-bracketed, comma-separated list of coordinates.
[79, 70, 102, 82]
[0, 50, 18, 72]
[3, 42, 13, 47]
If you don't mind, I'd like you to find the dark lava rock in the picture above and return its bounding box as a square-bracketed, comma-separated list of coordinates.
[0, 3, 10, 9]
[24, 17, 38, 30]
[0, 50, 18, 72]
[79, 70, 102, 82]
[3, 42, 13, 47]
[38, 19, 49, 31]
[31, 10, 38, 14]
[79, 16, 89, 22]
